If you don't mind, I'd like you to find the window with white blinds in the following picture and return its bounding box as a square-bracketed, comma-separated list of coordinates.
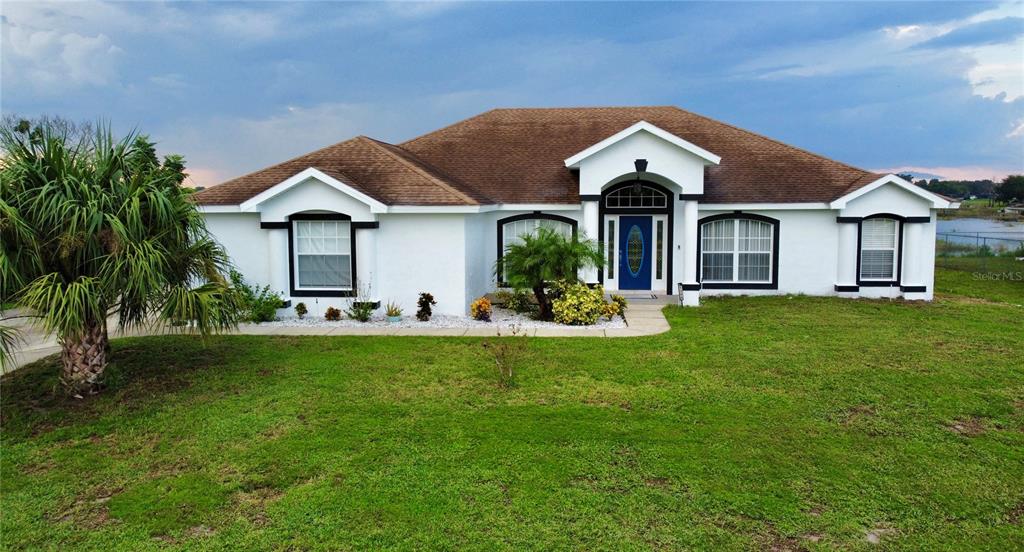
[860, 218, 898, 280]
[500, 217, 574, 281]
[294, 220, 352, 289]
[701, 218, 773, 283]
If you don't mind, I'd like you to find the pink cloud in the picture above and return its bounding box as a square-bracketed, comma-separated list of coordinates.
[182, 166, 228, 189]
[871, 165, 1020, 181]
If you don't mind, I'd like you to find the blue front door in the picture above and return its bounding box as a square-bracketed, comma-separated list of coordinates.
[618, 216, 652, 290]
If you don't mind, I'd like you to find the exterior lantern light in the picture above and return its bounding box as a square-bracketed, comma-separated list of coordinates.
[633, 159, 648, 194]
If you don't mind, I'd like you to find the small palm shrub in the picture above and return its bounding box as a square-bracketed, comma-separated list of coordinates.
[416, 292, 436, 321]
[324, 307, 341, 321]
[552, 282, 606, 325]
[470, 297, 492, 322]
[385, 301, 402, 317]
[497, 227, 604, 320]
[294, 302, 308, 319]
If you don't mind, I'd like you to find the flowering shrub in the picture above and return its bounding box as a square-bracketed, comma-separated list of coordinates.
[470, 296, 492, 321]
[552, 282, 606, 325]
[602, 301, 621, 321]
[324, 306, 341, 321]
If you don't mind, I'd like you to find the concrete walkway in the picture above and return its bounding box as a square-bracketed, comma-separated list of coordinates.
[3, 300, 673, 372]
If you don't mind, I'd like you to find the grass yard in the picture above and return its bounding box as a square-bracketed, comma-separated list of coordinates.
[935, 258, 1024, 305]
[2, 274, 1023, 550]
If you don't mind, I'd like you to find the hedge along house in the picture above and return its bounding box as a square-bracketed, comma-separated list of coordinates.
[194, 107, 957, 317]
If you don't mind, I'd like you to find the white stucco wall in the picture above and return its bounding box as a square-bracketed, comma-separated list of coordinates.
[201, 167, 944, 317]
[376, 214, 468, 316]
[258, 178, 375, 222]
[203, 213, 269, 287]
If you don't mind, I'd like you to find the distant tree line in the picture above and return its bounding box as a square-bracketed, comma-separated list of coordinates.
[901, 174, 1023, 203]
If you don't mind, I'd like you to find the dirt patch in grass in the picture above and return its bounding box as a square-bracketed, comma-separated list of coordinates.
[1008, 502, 1024, 525]
[865, 525, 897, 544]
[841, 404, 876, 425]
[644, 476, 670, 488]
[948, 416, 986, 436]
[758, 523, 809, 552]
[233, 486, 284, 527]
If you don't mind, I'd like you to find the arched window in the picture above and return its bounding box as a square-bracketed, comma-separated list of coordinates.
[497, 214, 577, 284]
[859, 217, 899, 281]
[604, 184, 668, 208]
[698, 214, 779, 288]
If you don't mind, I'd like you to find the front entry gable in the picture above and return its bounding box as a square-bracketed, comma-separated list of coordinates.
[564, 121, 721, 197]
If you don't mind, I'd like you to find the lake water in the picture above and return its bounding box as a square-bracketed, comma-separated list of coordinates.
[937, 218, 1024, 247]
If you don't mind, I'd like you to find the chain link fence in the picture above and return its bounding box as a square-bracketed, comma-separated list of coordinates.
[936, 231, 1024, 274]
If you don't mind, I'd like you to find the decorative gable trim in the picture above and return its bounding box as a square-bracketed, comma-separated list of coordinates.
[563, 120, 722, 168]
[239, 167, 389, 214]
[829, 174, 957, 210]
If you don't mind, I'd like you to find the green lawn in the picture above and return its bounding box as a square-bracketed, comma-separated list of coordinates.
[935, 259, 1024, 304]
[2, 286, 1023, 550]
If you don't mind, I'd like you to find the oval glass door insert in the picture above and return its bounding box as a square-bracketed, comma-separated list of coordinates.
[627, 225, 644, 276]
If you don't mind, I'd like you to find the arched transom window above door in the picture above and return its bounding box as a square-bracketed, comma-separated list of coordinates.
[604, 184, 668, 208]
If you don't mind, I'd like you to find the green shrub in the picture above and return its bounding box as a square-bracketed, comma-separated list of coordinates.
[495, 288, 535, 314]
[552, 282, 606, 325]
[324, 307, 341, 321]
[416, 292, 436, 321]
[345, 301, 375, 323]
[230, 270, 283, 323]
[294, 302, 308, 319]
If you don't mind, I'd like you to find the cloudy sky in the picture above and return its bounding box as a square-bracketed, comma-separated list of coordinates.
[2, 1, 1022, 187]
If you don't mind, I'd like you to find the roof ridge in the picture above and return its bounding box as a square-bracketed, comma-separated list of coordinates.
[399, 108, 500, 146]
[667, 106, 872, 176]
[358, 137, 483, 205]
[194, 136, 357, 194]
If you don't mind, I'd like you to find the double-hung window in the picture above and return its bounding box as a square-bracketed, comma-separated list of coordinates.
[859, 218, 898, 281]
[293, 220, 352, 290]
[700, 217, 775, 284]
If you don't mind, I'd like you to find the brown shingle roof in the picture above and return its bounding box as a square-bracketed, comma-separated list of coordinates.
[195, 106, 880, 206]
[193, 136, 486, 206]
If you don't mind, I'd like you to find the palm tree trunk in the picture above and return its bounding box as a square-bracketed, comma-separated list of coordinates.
[60, 320, 108, 396]
[533, 285, 552, 321]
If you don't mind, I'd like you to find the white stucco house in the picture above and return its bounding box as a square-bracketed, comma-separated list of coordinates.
[194, 107, 957, 316]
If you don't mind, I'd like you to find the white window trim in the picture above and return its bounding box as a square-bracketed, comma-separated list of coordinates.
[701, 218, 774, 284]
[859, 218, 900, 282]
[292, 219, 354, 292]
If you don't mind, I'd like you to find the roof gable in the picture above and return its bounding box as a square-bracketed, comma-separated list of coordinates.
[830, 174, 958, 209]
[564, 120, 721, 168]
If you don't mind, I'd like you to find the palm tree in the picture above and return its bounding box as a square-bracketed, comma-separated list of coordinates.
[0, 119, 241, 395]
[497, 227, 605, 320]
